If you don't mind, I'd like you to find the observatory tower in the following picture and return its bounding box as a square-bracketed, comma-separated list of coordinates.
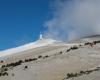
[39, 33, 43, 40]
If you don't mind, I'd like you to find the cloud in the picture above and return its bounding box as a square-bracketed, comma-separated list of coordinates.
[43, 0, 100, 41]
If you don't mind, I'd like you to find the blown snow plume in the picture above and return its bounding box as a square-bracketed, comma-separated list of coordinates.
[44, 0, 100, 41]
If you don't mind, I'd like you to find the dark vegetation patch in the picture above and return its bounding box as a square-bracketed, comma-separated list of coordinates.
[0, 60, 4, 63]
[0, 40, 100, 77]
[24, 66, 28, 69]
[63, 67, 100, 80]
[38, 55, 42, 58]
[84, 40, 100, 47]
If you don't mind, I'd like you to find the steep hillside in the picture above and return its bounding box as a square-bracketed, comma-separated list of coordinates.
[0, 36, 100, 80]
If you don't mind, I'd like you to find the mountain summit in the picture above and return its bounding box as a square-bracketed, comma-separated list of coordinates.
[0, 34, 59, 57]
[0, 35, 100, 80]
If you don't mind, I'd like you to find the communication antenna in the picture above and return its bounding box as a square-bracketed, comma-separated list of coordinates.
[39, 32, 43, 40]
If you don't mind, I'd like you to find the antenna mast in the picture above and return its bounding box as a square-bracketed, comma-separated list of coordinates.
[39, 32, 43, 40]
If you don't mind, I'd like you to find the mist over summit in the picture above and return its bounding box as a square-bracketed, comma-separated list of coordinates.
[0, 0, 100, 80]
[44, 0, 100, 41]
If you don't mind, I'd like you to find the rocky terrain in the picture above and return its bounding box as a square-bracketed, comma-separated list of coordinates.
[0, 36, 100, 80]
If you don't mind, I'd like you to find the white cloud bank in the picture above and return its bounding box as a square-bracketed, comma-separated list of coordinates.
[43, 0, 100, 41]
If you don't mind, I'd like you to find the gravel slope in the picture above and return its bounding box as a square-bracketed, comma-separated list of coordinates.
[0, 37, 100, 80]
